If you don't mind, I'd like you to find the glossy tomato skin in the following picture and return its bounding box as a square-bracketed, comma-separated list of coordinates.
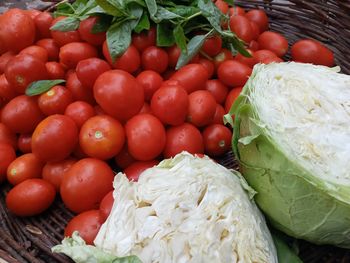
[229, 15, 254, 43]
[0, 123, 17, 149]
[213, 48, 234, 69]
[253, 49, 278, 63]
[234, 49, 256, 68]
[187, 90, 217, 127]
[5, 54, 49, 94]
[211, 104, 226, 125]
[141, 46, 169, 73]
[217, 60, 252, 87]
[258, 31, 289, 57]
[1, 95, 44, 134]
[0, 52, 16, 74]
[17, 133, 32, 153]
[229, 6, 246, 16]
[51, 17, 81, 47]
[125, 114, 166, 161]
[204, 79, 229, 104]
[124, 160, 159, 182]
[245, 9, 269, 33]
[6, 178, 56, 216]
[46, 61, 66, 80]
[36, 38, 59, 61]
[0, 74, 17, 105]
[225, 87, 243, 113]
[59, 42, 98, 69]
[64, 101, 96, 129]
[166, 45, 181, 69]
[99, 191, 113, 222]
[215, 0, 229, 14]
[38, 85, 73, 116]
[136, 70, 163, 101]
[32, 115, 78, 162]
[198, 58, 215, 79]
[202, 124, 232, 157]
[114, 145, 136, 169]
[79, 115, 125, 160]
[64, 210, 102, 245]
[76, 58, 111, 89]
[66, 72, 95, 104]
[19, 45, 49, 62]
[163, 123, 204, 158]
[7, 153, 43, 185]
[94, 70, 144, 122]
[34, 11, 53, 39]
[201, 35, 222, 57]
[132, 27, 156, 52]
[60, 158, 114, 213]
[78, 16, 106, 46]
[0, 143, 16, 183]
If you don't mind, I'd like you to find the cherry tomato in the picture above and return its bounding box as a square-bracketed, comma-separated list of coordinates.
[64, 210, 102, 245]
[59, 42, 98, 69]
[19, 45, 48, 62]
[17, 133, 32, 153]
[132, 27, 156, 52]
[205, 79, 229, 104]
[64, 101, 96, 129]
[50, 16, 81, 47]
[42, 158, 76, 192]
[0, 123, 17, 149]
[141, 46, 169, 73]
[225, 87, 243, 113]
[151, 84, 189, 125]
[0, 51, 15, 74]
[213, 48, 234, 69]
[94, 70, 144, 122]
[46, 61, 66, 80]
[6, 178, 55, 216]
[36, 38, 59, 61]
[1, 95, 44, 134]
[261, 56, 284, 64]
[163, 123, 204, 158]
[202, 124, 232, 157]
[0, 143, 16, 183]
[215, 0, 229, 14]
[166, 45, 181, 69]
[99, 191, 113, 222]
[61, 158, 114, 213]
[187, 90, 217, 127]
[0, 74, 17, 105]
[124, 160, 159, 182]
[211, 104, 226, 125]
[78, 16, 106, 46]
[258, 31, 289, 57]
[136, 70, 163, 101]
[34, 11, 53, 39]
[229, 6, 246, 16]
[32, 114, 78, 162]
[234, 49, 256, 68]
[125, 114, 166, 161]
[253, 49, 278, 63]
[245, 9, 269, 33]
[114, 145, 136, 169]
[76, 58, 111, 89]
[198, 58, 215, 79]
[229, 15, 254, 43]
[218, 60, 252, 87]
[201, 35, 222, 57]
[38, 85, 73, 116]
[6, 153, 43, 185]
[66, 72, 95, 104]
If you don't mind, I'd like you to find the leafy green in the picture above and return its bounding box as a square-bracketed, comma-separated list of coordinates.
[272, 233, 303, 263]
[176, 34, 207, 69]
[198, 0, 225, 33]
[145, 0, 157, 18]
[134, 11, 150, 33]
[91, 15, 112, 33]
[173, 24, 187, 53]
[156, 22, 175, 46]
[25, 80, 66, 96]
[50, 17, 80, 32]
[107, 20, 133, 62]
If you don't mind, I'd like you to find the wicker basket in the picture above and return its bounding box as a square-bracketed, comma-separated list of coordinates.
[1, 0, 350, 262]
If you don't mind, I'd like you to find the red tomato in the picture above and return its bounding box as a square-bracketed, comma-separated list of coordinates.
[170, 64, 208, 94]
[213, 48, 234, 69]
[17, 134, 32, 153]
[61, 158, 114, 213]
[245, 9, 269, 33]
[201, 35, 222, 57]
[141, 46, 169, 73]
[34, 11, 53, 39]
[125, 114, 166, 161]
[93, 70, 144, 122]
[32, 114, 78, 162]
[218, 60, 252, 87]
[258, 31, 289, 57]
[136, 70, 163, 101]
[229, 15, 254, 43]
[6, 153, 43, 185]
[36, 38, 59, 61]
[0, 9, 35, 53]
[187, 90, 217, 127]
[79, 115, 125, 160]
[6, 178, 55, 216]
[250, 21, 260, 40]
[38, 85, 73, 116]
[198, 58, 215, 79]
[114, 145, 136, 169]
[235, 49, 255, 68]
[19, 45, 48, 62]
[1, 95, 44, 134]
[166, 45, 181, 69]
[0, 143, 16, 183]
[94, 105, 106, 116]
[24, 9, 41, 20]
[0, 51, 15, 74]
[163, 123, 204, 158]
[59, 42, 98, 69]
[42, 158, 76, 192]
[46, 61, 66, 80]
[261, 56, 284, 64]
[76, 58, 111, 89]
[151, 85, 189, 125]
[64, 210, 102, 245]
[132, 27, 156, 52]
[202, 124, 232, 157]
[0, 123, 17, 149]
[248, 40, 260, 51]
[5, 54, 49, 94]
[78, 16, 106, 46]
[211, 104, 226, 125]
[215, 0, 229, 14]
[124, 160, 159, 182]
[66, 72, 95, 104]
[205, 79, 229, 104]
[99, 191, 113, 222]
[229, 6, 246, 16]
[225, 87, 243, 113]
[64, 101, 96, 129]
[253, 49, 278, 63]
[0, 74, 17, 104]
[50, 17, 81, 47]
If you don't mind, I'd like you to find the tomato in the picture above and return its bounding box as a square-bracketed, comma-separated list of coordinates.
[66, 72, 95, 104]
[198, 58, 215, 79]
[76, 58, 111, 90]
[166, 45, 181, 69]
[17, 133, 32, 153]
[253, 49, 278, 63]
[79, 115, 125, 160]
[229, 15, 254, 43]
[46, 61, 66, 79]
[6, 153, 43, 186]
[248, 40, 260, 51]
[59, 42, 98, 69]
[1, 95, 44, 134]
[50, 16, 81, 47]
[64, 101, 96, 129]
[218, 60, 252, 87]
[125, 114, 166, 161]
[215, 0, 229, 14]
[211, 104, 225, 125]
[0, 74, 17, 105]
[229, 6, 246, 16]
[103, 42, 141, 73]
[0, 143, 16, 183]
[132, 27, 156, 52]
[6, 179, 55, 216]
[250, 21, 260, 40]
[225, 87, 243, 113]
[245, 9, 269, 33]
[38, 85, 73, 116]
[258, 31, 289, 57]
[141, 46, 169, 73]
[24, 9, 41, 20]
[202, 124, 232, 157]
[94, 70, 144, 122]
[78, 16, 106, 46]
[261, 56, 284, 64]
[61, 158, 114, 213]
[163, 123, 204, 158]
[36, 38, 59, 61]
[19, 45, 48, 62]
[124, 160, 159, 182]
[170, 64, 208, 94]
[201, 35, 222, 57]
[0, 51, 15, 74]
[291, 39, 334, 67]
[213, 48, 234, 69]
[99, 191, 113, 222]
[32, 115, 78, 162]
[0, 9, 35, 53]
[151, 85, 189, 125]
[114, 145, 136, 169]
[34, 11, 53, 39]
[64, 210, 102, 245]
[0, 123, 17, 149]
[205, 79, 228, 104]
[94, 105, 106, 116]
[5, 54, 49, 94]
[136, 70, 163, 101]
[187, 90, 217, 127]
[234, 49, 255, 68]
[42, 158, 76, 192]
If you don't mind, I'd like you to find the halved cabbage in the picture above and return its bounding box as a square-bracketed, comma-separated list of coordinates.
[230, 62, 350, 247]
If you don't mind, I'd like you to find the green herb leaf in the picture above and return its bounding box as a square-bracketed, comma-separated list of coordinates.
[92, 15, 112, 33]
[50, 17, 80, 32]
[75, 0, 97, 16]
[54, 2, 75, 16]
[107, 20, 133, 62]
[85, 5, 107, 15]
[173, 24, 187, 53]
[176, 34, 207, 69]
[134, 11, 150, 33]
[230, 37, 252, 57]
[154, 6, 182, 22]
[156, 22, 175, 47]
[95, 0, 126, 16]
[198, 0, 225, 33]
[145, 0, 157, 18]
[25, 80, 66, 96]
[168, 5, 200, 18]
[223, 0, 234, 5]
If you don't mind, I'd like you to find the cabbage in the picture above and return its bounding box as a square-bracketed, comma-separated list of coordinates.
[229, 62, 350, 247]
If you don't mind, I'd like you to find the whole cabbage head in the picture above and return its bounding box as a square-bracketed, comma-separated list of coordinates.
[229, 62, 350, 248]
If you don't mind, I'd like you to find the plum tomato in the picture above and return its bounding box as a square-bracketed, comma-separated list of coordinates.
[78, 16, 106, 46]
[0, 143, 16, 183]
[258, 31, 289, 57]
[99, 191, 114, 222]
[198, 58, 215, 79]
[76, 58, 111, 89]
[217, 60, 252, 87]
[202, 124, 232, 157]
[229, 6, 246, 16]
[205, 79, 229, 104]
[0, 74, 17, 105]
[0, 51, 15, 74]
[19, 45, 49, 62]
[17, 133, 32, 154]
[123, 160, 159, 182]
[187, 90, 217, 127]
[38, 85, 73, 116]
[34, 11, 53, 39]
[201, 35, 223, 57]
[0, 123, 17, 149]
[64, 101, 96, 129]
[36, 38, 60, 61]
[234, 49, 256, 68]
[46, 61, 66, 80]
[245, 9, 269, 33]
[136, 70, 163, 101]
[50, 16, 81, 47]
[253, 49, 278, 63]
[141, 46, 169, 73]
[225, 87, 243, 113]
[211, 104, 226, 125]
[215, 0, 229, 14]
[213, 48, 234, 69]
[66, 72, 95, 104]
[132, 27, 156, 52]
[229, 15, 254, 43]
[166, 45, 181, 69]
[114, 145, 136, 169]
[59, 42, 98, 69]
[261, 56, 284, 64]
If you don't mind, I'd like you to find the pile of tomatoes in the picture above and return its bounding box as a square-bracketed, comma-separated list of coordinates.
[0, 1, 335, 244]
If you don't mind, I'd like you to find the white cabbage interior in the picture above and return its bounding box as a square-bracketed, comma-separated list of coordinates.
[94, 153, 276, 263]
[249, 62, 350, 184]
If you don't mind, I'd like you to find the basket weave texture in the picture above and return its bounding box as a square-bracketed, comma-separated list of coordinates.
[1, 0, 350, 262]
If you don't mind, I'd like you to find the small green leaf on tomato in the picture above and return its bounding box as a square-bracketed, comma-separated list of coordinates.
[176, 34, 207, 70]
[25, 79, 66, 96]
